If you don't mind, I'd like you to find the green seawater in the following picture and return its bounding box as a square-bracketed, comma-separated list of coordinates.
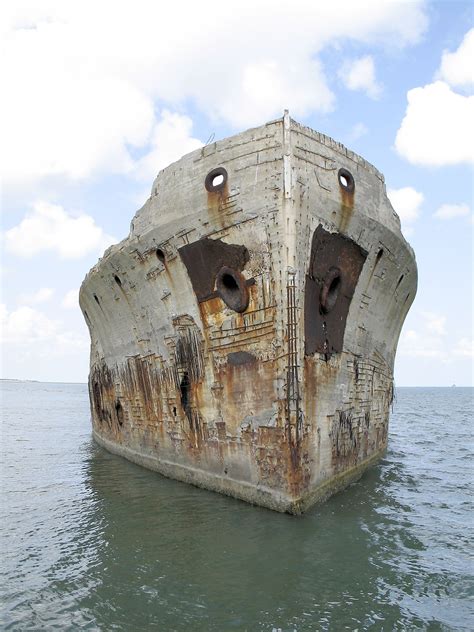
[1, 382, 473, 631]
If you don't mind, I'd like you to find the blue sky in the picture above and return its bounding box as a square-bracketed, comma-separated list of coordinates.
[1, 0, 473, 385]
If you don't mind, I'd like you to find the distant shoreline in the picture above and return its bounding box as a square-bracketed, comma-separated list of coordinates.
[0, 379, 472, 388]
[0, 378, 87, 385]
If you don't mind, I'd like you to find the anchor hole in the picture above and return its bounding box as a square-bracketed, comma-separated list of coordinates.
[222, 273, 239, 292]
[320, 269, 341, 314]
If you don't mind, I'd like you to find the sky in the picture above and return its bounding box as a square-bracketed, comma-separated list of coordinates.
[1, 0, 473, 386]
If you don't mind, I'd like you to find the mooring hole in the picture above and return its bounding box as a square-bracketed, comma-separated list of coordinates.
[93, 294, 100, 305]
[337, 168, 355, 193]
[395, 274, 404, 290]
[376, 248, 384, 263]
[156, 248, 165, 263]
[205, 167, 228, 192]
[114, 274, 122, 286]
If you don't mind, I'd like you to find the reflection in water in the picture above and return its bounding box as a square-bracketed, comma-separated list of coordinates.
[81, 450, 400, 630]
[2, 383, 473, 631]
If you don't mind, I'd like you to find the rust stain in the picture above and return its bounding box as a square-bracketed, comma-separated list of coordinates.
[330, 409, 359, 471]
[198, 278, 259, 331]
[338, 168, 355, 233]
[207, 180, 230, 214]
[338, 200, 354, 233]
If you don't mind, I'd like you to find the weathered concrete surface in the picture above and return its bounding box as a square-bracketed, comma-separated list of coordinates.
[80, 112, 417, 514]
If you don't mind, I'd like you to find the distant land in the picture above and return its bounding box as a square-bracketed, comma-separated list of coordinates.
[0, 378, 85, 384]
[1, 378, 40, 383]
[1, 379, 472, 387]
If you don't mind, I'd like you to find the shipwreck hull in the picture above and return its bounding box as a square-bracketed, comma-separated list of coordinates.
[80, 113, 416, 514]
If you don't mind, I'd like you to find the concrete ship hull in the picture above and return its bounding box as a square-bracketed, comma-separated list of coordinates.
[80, 113, 417, 514]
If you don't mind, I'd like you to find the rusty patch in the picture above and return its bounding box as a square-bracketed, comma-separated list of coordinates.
[330, 409, 359, 469]
[178, 237, 250, 302]
[304, 225, 367, 356]
[173, 327, 204, 384]
[90, 362, 113, 425]
[216, 421, 227, 440]
[172, 323, 205, 437]
[227, 351, 257, 366]
[89, 361, 127, 441]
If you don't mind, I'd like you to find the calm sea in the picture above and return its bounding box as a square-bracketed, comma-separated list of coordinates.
[1, 382, 473, 631]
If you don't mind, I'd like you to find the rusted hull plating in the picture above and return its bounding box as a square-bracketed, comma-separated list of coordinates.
[80, 113, 417, 514]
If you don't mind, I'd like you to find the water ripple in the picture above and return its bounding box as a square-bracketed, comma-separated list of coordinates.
[1, 383, 473, 630]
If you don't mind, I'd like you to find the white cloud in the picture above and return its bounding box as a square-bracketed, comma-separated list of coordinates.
[215, 58, 335, 128]
[420, 311, 446, 336]
[2, 73, 154, 185]
[437, 28, 474, 88]
[433, 203, 470, 220]
[348, 122, 368, 142]
[387, 186, 424, 236]
[1, 304, 60, 344]
[1, 303, 88, 348]
[4, 202, 116, 259]
[453, 338, 474, 358]
[0, 303, 89, 382]
[399, 312, 472, 364]
[395, 82, 474, 166]
[395, 28, 474, 167]
[399, 328, 448, 360]
[62, 289, 79, 309]
[1, 1, 428, 187]
[135, 111, 203, 181]
[339, 56, 381, 99]
[18, 287, 54, 305]
[399, 311, 447, 360]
